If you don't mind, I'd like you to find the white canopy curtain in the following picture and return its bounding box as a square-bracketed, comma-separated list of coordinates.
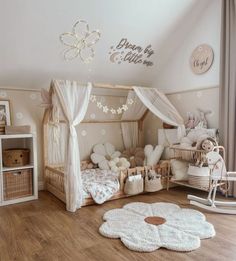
[54, 80, 92, 212]
[121, 91, 146, 148]
[133, 87, 185, 139]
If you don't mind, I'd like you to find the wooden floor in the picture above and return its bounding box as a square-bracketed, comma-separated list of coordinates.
[0, 188, 236, 261]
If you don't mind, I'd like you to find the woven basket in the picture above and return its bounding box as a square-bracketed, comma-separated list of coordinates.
[3, 148, 30, 167]
[144, 172, 163, 192]
[188, 165, 210, 189]
[124, 176, 144, 195]
[3, 169, 33, 200]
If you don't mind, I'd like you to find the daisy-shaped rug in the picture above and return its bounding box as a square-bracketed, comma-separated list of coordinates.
[99, 202, 215, 252]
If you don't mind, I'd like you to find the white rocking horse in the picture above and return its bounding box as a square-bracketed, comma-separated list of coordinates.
[188, 146, 236, 214]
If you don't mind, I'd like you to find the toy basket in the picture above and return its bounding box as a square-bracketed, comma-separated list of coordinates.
[3, 169, 33, 200]
[3, 148, 30, 167]
[188, 165, 210, 189]
[144, 170, 163, 192]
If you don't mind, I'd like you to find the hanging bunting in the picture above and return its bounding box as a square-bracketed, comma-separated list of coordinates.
[90, 95, 134, 115]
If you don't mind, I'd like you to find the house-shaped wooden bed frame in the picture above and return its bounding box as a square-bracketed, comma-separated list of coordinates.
[42, 82, 171, 207]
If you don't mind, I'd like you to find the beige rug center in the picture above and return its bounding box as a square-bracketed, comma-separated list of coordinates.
[144, 216, 166, 225]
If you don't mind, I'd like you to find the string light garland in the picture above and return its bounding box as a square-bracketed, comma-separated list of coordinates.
[90, 95, 134, 114]
[60, 20, 101, 63]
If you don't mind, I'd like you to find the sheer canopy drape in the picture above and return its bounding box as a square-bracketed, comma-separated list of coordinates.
[54, 80, 92, 212]
[121, 91, 146, 148]
[133, 87, 185, 139]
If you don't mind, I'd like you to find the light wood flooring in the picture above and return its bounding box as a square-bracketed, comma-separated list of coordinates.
[0, 187, 236, 261]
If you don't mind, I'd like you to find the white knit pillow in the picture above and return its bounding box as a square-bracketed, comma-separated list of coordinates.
[144, 145, 164, 166]
[170, 159, 188, 180]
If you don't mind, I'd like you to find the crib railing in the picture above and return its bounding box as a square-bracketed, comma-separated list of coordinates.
[44, 160, 171, 205]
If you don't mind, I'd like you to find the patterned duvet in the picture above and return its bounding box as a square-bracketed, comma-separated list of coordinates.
[81, 169, 120, 204]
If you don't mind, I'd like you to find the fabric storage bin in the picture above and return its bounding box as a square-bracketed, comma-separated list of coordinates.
[124, 174, 144, 195]
[188, 165, 210, 189]
[3, 149, 30, 167]
[144, 170, 163, 192]
[3, 169, 33, 200]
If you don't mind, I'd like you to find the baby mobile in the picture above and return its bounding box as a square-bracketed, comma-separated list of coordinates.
[59, 20, 134, 115]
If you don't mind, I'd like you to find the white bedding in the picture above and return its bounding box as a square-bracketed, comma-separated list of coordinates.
[81, 169, 120, 204]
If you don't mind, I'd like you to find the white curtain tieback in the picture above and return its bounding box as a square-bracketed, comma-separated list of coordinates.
[69, 124, 77, 137]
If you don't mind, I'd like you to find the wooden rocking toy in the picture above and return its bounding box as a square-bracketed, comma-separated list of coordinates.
[188, 146, 236, 214]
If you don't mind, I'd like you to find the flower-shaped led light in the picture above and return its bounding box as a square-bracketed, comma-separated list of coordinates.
[99, 202, 215, 252]
[60, 20, 101, 63]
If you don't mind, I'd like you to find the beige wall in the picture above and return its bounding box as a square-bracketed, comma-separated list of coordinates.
[1, 86, 219, 188]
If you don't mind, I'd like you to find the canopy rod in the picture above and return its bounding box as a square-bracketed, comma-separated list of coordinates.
[93, 83, 134, 90]
[59, 119, 141, 124]
[53, 80, 150, 90]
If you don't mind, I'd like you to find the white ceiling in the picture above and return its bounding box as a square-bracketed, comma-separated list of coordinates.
[0, 0, 209, 89]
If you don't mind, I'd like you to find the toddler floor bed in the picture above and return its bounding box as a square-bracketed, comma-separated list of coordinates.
[42, 80, 184, 211]
[45, 160, 170, 206]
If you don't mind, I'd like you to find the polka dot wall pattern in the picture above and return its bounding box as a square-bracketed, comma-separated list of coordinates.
[101, 129, 106, 136]
[0, 91, 7, 98]
[16, 112, 24, 120]
[30, 93, 37, 100]
[90, 113, 96, 119]
[81, 130, 87, 136]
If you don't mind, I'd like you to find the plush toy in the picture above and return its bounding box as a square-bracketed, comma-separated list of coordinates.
[170, 159, 189, 180]
[200, 137, 217, 152]
[109, 157, 130, 172]
[121, 147, 145, 168]
[90, 142, 121, 170]
[144, 145, 164, 166]
[195, 109, 211, 129]
[180, 129, 209, 149]
[80, 161, 95, 171]
[185, 112, 199, 129]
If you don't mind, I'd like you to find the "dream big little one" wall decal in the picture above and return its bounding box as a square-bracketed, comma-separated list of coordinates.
[109, 38, 155, 67]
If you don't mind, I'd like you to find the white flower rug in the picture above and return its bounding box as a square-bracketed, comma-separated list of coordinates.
[99, 202, 215, 252]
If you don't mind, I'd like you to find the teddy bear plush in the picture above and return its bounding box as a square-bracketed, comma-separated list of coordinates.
[121, 147, 145, 168]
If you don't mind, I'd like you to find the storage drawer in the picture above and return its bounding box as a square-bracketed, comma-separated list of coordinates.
[3, 169, 33, 200]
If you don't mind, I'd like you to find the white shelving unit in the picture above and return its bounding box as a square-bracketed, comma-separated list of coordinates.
[0, 134, 38, 206]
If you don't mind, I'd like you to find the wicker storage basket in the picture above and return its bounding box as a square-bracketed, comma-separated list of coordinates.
[188, 165, 210, 189]
[3, 169, 33, 200]
[144, 171, 163, 192]
[124, 175, 144, 195]
[3, 148, 30, 167]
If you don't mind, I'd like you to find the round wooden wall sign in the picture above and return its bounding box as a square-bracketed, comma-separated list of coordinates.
[190, 44, 214, 74]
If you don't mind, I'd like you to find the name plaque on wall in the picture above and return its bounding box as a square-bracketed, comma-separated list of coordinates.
[190, 44, 214, 74]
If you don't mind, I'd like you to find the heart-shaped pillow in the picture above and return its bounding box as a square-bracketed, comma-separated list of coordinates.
[144, 144, 164, 166]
